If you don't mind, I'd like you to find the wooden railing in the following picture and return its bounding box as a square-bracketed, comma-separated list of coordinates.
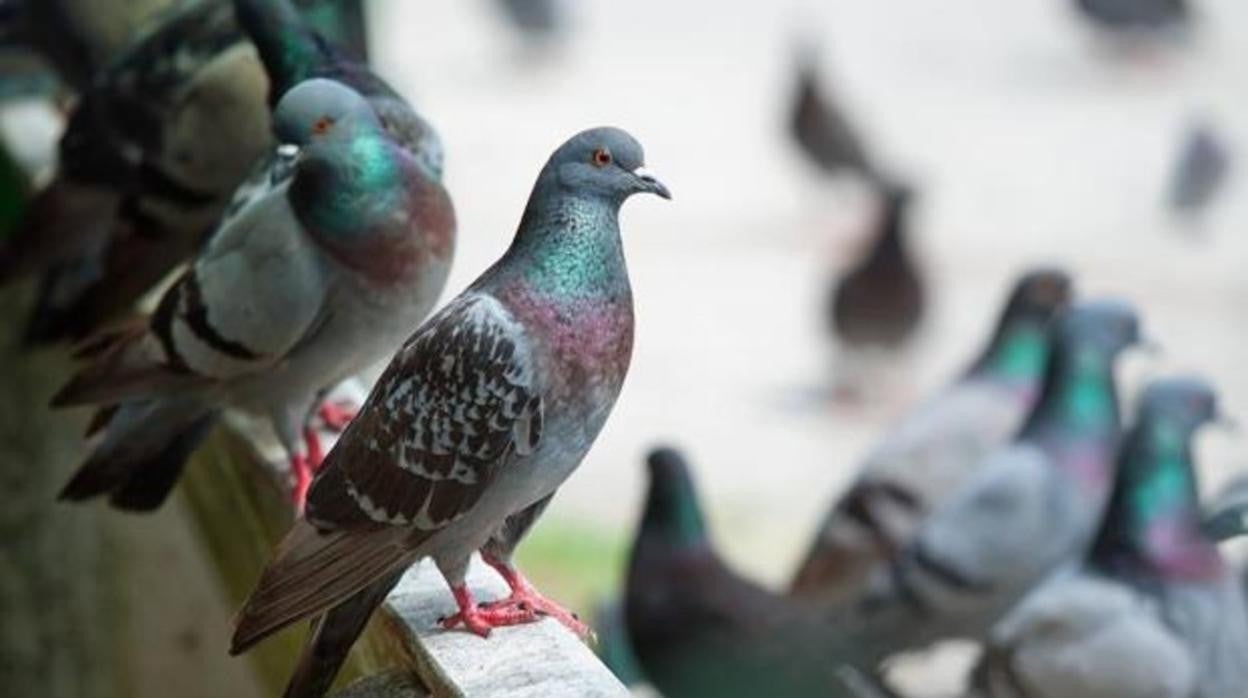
[181, 405, 630, 697]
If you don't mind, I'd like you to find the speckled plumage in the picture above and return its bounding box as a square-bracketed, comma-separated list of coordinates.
[231, 126, 668, 698]
[838, 300, 1142, 665]
[978, 377, 1248, 698]
[792, 269, 1071, 604]
[54, 78, 456, 515]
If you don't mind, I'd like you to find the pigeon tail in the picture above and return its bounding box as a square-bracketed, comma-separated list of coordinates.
[282, 568, 405, 698]
[60, 399, 219, 512]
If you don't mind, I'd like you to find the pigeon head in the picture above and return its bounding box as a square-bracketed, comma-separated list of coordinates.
[273, 78, 381, 149]
[1092, 376, 1227, 580]
[1057, 298, 1143, 358]
[973, 268, 1072, 382]
[539, 127, 671, 204]
[640, 446, 707, 548]
[1004, 268, 1073, 324]
[1136, 377, 1223, 436]
[1020, 299, 1143, 440]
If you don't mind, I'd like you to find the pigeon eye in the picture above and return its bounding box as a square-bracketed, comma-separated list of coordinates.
[312, 116, 334, 135]
[591, 148, 612, 167]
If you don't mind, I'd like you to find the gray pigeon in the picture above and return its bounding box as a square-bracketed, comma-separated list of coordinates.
[1168, 118, 1230, 219]
[842, 300, 1144, 663]
[1076, 0, 1189, 35]
[978, 377, 1248, 698]
[788, 47, 875, 180]
[793, 269, 1072, 603]
[626, 447, 897, 698]
[230, 127, 669, 698]
[52, 78, 456, 513]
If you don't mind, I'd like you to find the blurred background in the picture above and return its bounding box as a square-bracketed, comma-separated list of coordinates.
[3, 0, 1248, 696]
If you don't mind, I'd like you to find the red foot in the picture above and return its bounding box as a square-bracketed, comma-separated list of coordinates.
[439, 585, 541, 637]
[317, 400, 358, 432]
[289, 452, 313, 516]
[481, 556, 593, 641]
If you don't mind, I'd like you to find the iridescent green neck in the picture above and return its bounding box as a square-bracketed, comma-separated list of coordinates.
[234, 0, 320, 97]
[974, 322, 1049, 383]
[506, 194, 629, 302]
[1122, 419, 1198, 531]
[293, 130, 404, 238]
[643, 475, 708, 550]
[1023, 344, 1118, 438]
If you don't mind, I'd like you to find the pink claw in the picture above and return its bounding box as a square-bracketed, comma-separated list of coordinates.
[317, 400, 358, 432]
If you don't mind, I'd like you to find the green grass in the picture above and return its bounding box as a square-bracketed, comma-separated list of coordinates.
[515, 517, 630, 618]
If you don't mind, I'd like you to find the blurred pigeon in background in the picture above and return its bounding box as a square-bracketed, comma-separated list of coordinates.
[1076, 0, 1190, 35]
[0, 0, 407, 344]
[826, 180, 924, 398]
[1168, 117, 1230, 220]
[494, 0, 564, 45]
[52, 77, 455, 514]
[977, 377, 1248, 698]
[0, 0, 267, 343]
[792, 268, 1072, 604]
[844, 300, 1144, 663]
[229, 127, 668, 698]
[0, 0, 184, 92]
[625, 447, 896, 698]
[789, 46, 876, 180]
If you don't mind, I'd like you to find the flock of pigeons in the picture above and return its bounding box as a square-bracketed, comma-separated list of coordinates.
[0, 1, 1241, 698]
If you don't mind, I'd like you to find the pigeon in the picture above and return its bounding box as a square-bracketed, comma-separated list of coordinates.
[788, 48, 875, 180]
[842, 300, 1144, 663]
[978, 377, 1248, 698]
[1202, 473, 1248, 543]
[51, 77, 456, 515]
[0, 0, 184, 91]
[792, 268, 1072, 604]
[1075, 0, 1189, 35]
[1168, 118, 1230, 219]
[0, 0, 423, 344]
[828, 180, 923, 352]
[625, 447, 897, 698]
[229, 127, 669, 698]
[494, 0, 564, 44]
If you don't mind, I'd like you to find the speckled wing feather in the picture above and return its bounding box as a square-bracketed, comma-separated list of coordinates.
[307, 292, 543, 529]
[232, 293, 543, 651]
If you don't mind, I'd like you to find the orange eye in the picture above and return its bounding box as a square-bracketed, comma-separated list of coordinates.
[591, 148, 612, 167]
[312, 116, 334, 135]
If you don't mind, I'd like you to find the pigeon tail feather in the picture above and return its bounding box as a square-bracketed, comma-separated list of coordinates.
[231, 521, 410, 655]
[60, 401, 218, 511]
[281, 568, 405, 698]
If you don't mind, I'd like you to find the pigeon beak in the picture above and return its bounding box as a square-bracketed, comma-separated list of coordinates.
[632, 167, 671, 200]
[276, 143, 301, 159]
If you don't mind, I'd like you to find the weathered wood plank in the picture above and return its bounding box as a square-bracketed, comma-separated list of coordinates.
[379, 558, 630, 698]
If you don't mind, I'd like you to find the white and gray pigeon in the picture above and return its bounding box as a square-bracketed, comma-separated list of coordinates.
[51, 77, 456, 513]
[976, 377, 1248, 698]
[792, 269, 1072, 604]
[229, 126, 669, 698]
[839, 300, 1144, 664]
